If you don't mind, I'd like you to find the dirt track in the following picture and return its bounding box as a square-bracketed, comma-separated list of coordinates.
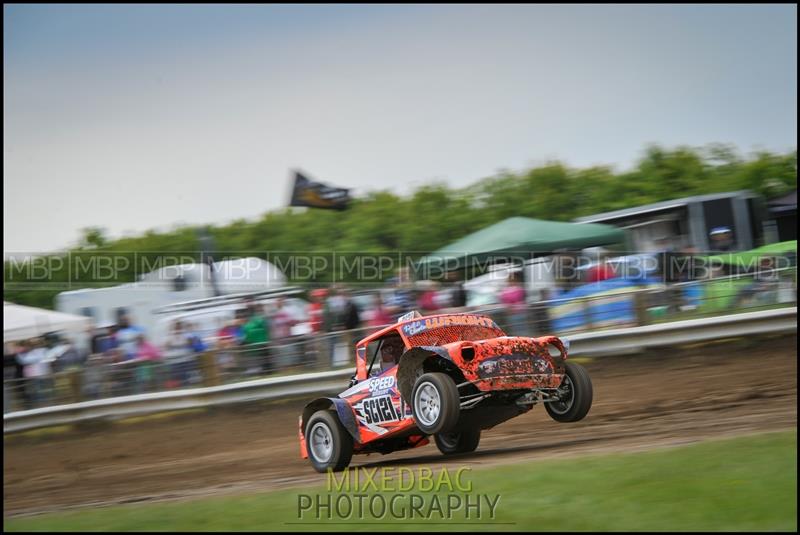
[4, 335, 797, 516]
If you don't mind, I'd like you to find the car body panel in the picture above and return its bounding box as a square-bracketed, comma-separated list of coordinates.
[299, 312, 569, 458]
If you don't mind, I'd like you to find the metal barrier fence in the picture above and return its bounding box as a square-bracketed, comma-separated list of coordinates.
[2, 330, 375, 414]
[5, 307, 796, 434]
[493, 266, 797, 337]
[3, 268, 796, 414]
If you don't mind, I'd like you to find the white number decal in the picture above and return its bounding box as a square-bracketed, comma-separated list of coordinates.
[368, 376, 395, 392]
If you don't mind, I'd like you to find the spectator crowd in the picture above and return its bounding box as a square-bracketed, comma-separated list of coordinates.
[2, 275, 476, 412]
[4, 254, 794, 413]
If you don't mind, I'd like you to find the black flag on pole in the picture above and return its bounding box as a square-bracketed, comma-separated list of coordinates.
[288, 170, 351, 210]
[197, 226, 221, 297]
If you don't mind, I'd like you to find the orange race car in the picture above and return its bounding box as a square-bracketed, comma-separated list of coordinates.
[299, 311, 593, 472]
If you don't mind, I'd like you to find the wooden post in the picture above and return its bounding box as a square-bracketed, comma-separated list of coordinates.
[582, 297, 594, 330]
[634, 290, 650, 327]
[200, 351, 220, 387]
[68, 368, 82, 403]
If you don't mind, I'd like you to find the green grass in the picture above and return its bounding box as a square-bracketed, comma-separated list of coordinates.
[5, 431, 796, 532]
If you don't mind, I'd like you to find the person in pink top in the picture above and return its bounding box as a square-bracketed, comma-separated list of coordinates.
[271, 297, 297, 369]
[499, 271, 528, 335]
[135, 334, 162, 361]
[271, 298, 295, 340]
[499, 273, 525, 307]
[134, 334, 161, 392]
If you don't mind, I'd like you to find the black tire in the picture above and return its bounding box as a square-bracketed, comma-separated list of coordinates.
[434, 427, 481, 455]
[545, 361, 593, 423]
[305, 410, 353, 473]
[411, 372, 460, 435]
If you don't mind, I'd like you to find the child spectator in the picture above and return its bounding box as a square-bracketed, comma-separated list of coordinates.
[134, 334, 162, 392]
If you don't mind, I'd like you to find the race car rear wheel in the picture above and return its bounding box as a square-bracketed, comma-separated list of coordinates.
[434, 427, 481, 455]
[411, 372, 460, 435]
[545, 361, 593, 423]
[305, 410, 353, 473]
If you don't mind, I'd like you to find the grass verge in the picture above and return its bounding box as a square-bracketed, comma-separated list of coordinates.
[5, 430, 797, 532]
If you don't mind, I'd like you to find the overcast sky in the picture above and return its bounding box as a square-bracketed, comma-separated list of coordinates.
[4, 4, 797, 253]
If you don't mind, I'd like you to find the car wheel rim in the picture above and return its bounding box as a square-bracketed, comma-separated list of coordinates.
[549, 376, 575, 415]
[309, 422, 334, 463]
[415, 382, 441, 426]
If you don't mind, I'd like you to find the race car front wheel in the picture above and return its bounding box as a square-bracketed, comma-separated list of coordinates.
[434, 427, 481, 455]
[305, 410, 353, 473]
[411, 372, 460, 435]
[545, 361, 593, 423]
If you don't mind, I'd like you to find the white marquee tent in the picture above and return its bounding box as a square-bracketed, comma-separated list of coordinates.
[3, 301, 91, 342]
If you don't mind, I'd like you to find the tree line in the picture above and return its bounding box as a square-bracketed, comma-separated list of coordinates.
[4, 144, 796, 309]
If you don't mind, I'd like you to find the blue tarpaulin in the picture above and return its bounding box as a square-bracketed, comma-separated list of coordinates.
[549, 277, 660, 331]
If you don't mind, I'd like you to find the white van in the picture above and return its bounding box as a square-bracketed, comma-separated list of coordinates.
[56, 257, 288, 346]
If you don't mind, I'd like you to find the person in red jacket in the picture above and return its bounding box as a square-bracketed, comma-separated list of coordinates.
[308, 289, 327, 334]
[586, 260, 615, 283]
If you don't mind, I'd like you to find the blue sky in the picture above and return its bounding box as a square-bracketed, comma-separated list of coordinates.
[4, 4, 797, 252]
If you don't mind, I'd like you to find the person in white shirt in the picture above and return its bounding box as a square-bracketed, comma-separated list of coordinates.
[116, 314, 144, 362]
[16, 338, 51, 407]
[164, 321, 193, 387]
